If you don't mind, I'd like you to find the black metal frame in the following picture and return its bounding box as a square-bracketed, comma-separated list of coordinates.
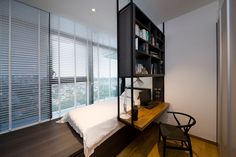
[117, 0, 135, 126]
[117, 0, 120, 122]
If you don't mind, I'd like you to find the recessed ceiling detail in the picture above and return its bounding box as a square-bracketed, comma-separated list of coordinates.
[19, 0, 216, 36]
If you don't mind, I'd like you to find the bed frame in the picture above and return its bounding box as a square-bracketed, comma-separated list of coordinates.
[0, 119, 139, 157]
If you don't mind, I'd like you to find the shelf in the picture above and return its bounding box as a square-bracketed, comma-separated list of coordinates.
[152, 74, 164, 77]
[156, 37, 164, 44]
[149, 43, 161, 52]
[134, 74, 164, 77]
[150, 55, 161, 60]
[136, 19, 150, 32]
[136, 50, 150, 57]
[135, 35, 149, 43]
[134, 74, 152, 77]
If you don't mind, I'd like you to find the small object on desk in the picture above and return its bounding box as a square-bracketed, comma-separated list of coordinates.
[143, 101, 158, 109]
[132, 105, 138, 121]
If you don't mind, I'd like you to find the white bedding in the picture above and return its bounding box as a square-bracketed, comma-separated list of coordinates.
[59, 98, 125, 157]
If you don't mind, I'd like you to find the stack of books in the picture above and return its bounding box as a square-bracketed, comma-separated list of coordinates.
[135, 24, 149, 41]
[135, 38, 149, 54]
[151, 63, 158, 74]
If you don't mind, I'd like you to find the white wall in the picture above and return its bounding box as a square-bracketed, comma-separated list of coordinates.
[164, 2, 218, 141]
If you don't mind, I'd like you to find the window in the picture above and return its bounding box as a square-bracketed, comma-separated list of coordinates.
[51, 15, 117, 118]
[93, 46, 117, 101]
[0, 0, 50, 133]
[51, 16, 89, 118]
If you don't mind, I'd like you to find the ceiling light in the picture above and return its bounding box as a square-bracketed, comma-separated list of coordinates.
[92, 8, 96, 12]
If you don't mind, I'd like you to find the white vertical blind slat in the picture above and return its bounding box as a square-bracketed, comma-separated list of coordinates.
[0, 0, 50, 133]
[0, 0, 9, 132]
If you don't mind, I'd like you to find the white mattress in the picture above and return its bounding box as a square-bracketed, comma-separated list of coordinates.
[58, 98, 125, 157]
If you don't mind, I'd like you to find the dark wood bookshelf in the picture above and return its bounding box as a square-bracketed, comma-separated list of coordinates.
[118, 1, 165, 126]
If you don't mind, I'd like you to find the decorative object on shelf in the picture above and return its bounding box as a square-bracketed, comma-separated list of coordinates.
[159, 60, 164, 74]
[120, 78, 144, 120]
[132, 105, 138, 121]
[135, 64, 148, 74]
[154, 88, 162, 101]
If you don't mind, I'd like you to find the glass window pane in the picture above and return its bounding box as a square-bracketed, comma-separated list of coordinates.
[60, 37, 75, 77]
[51, 34, 59, 79]
[52, 84, 59, 113]
[93, 46, 99, 101]
[111, 59, 117, 97]
[60, 83, 74, 111]
[75, 82, 87, 106]
[76, 42, 87, 77]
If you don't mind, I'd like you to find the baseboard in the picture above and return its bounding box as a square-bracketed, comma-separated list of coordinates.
[189, 134, 218, 146]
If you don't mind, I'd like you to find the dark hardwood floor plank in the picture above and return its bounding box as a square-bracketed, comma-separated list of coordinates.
[0, 119, 83, 157]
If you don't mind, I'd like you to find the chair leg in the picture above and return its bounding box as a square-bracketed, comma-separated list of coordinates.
[188, 137, 193, 157]
[158, 123, 161, 143]
[163, 137, 166, 157]
[159, 130, 161, 143]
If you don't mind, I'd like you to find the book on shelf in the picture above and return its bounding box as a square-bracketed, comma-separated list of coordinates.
[150, 64, 153, 74]
[135, 38, 138, 50]
[151, 63, 159, 74]
[151, 35, 155, 46]
[135, 24, 140, 36]
[145, 43, 149, 54]
[156, 42, 159, 48]
[137, 42, 149, 54]
[135, 23, 149, 42]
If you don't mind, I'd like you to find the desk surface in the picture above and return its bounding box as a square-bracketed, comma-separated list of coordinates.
[121, 102, 169, 131]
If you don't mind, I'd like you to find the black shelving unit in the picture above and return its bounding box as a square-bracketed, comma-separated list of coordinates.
[117, 0, 165, 126]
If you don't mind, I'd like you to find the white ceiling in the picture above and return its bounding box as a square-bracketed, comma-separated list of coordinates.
[19, 0, 216, 36]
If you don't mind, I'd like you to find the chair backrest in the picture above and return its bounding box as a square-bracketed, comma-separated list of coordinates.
[168, 111, 196, 134]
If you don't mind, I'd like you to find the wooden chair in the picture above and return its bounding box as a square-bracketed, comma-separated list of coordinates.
[159, 111, 196, 157]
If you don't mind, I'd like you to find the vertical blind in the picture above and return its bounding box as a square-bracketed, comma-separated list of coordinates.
[93, 38, 117, 101]
[0, 0, 9, 132]
[0, 0, 50, 133]
[51, 15, 117, 118]
[51, 15, 89, 118]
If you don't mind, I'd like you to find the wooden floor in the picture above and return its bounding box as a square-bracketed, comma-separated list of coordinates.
[117, 123, 219, 157]
[0, 119, 84, 157]
[0, 119, 137, 157]
[0, 120, 218, 157]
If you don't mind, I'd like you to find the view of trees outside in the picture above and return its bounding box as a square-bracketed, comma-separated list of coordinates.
[93, 77, 117, 102]
[52, 77, 117, 115]
[52, 82, 87, 113]
[93, 46, 117, 102]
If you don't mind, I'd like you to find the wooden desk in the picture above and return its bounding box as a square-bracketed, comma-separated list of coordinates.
[121, 102, 169, 131]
